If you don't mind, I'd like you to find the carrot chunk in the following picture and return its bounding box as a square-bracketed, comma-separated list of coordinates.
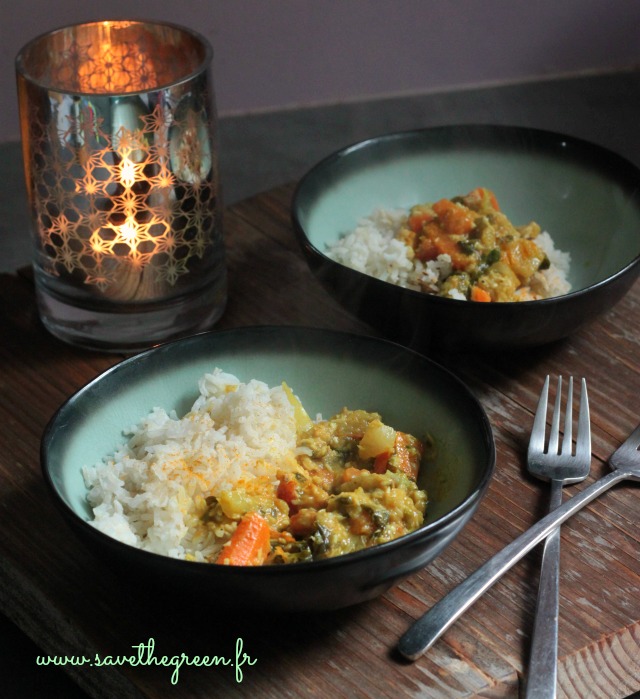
[471, 285, 492, 303]
[390, 432, 424, 480]
[407, 209, 435, 233]
[276, 477, 300, 514]
[216, 512, 271, 566]
[373, 451, 391, 474]
[432, 199, 475, 236]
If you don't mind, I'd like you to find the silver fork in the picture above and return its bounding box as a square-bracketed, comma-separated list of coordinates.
[525, 376, 591, 699]
[398, 422, 640, 662]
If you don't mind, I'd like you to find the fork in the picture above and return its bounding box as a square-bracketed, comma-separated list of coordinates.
[398, 423, 640, 662]
[525, 376, 591, 699]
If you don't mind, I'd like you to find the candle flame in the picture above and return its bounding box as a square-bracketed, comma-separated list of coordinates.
[119, 218, 139, 245]
[119, 157, 138, 189]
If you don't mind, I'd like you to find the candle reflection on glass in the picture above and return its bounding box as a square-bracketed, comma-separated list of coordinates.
[16, 20, 226, 351]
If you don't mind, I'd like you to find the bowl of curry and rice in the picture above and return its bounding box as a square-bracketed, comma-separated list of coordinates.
[41, 326, 495, 611]
[292, 124, 640, 350]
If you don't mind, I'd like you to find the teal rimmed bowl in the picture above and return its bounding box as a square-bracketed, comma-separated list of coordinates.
[41, 326, 495, 611]
[292, 124, 640, 350]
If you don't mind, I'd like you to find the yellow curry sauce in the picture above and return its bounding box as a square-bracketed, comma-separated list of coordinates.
[210, 398, 431, 566]
[399, 187, 551, 302]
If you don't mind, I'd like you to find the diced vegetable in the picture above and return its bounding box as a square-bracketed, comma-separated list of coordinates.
[407, 204, 435, 233]
[282, 381, 313, 431]
[276, 477, 300, 514]
[415, 222, 476, 269]
[217, 488, 255, 519]
[502, 238, 546, 284]
[470, 285, 492, 303]
[477, 261, 520, 302]
[216, 476, 289, 529]
[432, 198, 476, 236]
[215, 512, 271, 566]
[388, 432, 424, 481]
[358, 419, 396, 459]
[465, 187, 500, 211]
[373, 451, 391, 474]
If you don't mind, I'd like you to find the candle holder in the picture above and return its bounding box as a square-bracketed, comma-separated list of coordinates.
[16, 20, 227, 352]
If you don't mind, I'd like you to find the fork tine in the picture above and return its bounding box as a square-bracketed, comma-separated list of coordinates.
[561, 376, 574, 455]
[529, 375, 550, 455]
[622, 423, 640, 449]
[610, 422, 640, 469]
[575, 378, 591, 462]
[548, 376, 563, 455]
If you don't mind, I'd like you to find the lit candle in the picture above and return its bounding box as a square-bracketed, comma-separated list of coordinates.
[17, 20, 226, 350]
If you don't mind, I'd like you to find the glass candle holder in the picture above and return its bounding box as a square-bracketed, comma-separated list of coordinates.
[16, 20, 227, 352]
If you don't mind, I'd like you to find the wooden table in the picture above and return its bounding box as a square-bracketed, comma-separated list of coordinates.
[1, 183, 639, 698]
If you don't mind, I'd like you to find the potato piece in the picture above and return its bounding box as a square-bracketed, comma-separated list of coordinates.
[477, 262, 520, 302]
[358, 419, 396, 459]
[217, 488, 256, 519]
[502, 238, 546, 284]
[217, 477, 288, 529]
[282, 382, 313, 432]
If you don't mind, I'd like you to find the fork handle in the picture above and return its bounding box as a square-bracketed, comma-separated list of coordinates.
[525, 479, 563, 699]
[397, 468, 631, 661]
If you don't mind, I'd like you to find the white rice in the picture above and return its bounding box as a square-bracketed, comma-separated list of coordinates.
[326, 208, 572, 299]
[82, 369, 299, 560]
[533, 230, 572, 298]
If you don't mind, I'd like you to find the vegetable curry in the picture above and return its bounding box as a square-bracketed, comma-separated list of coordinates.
[399, 187, 551, 301]
[210, 387, 431, 566]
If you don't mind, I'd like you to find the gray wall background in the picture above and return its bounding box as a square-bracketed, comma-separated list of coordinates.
[3, 0, 640, 141]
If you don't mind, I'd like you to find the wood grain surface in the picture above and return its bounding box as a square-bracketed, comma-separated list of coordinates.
[0, 183, 639, 698]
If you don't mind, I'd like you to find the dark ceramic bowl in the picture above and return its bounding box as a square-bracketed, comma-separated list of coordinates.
[42, 326, 495, 612]
[292, 124, 640, 350]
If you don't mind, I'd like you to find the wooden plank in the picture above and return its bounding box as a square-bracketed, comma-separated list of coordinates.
[558, 625, 640, 699]
[0, 183, 639, 698]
